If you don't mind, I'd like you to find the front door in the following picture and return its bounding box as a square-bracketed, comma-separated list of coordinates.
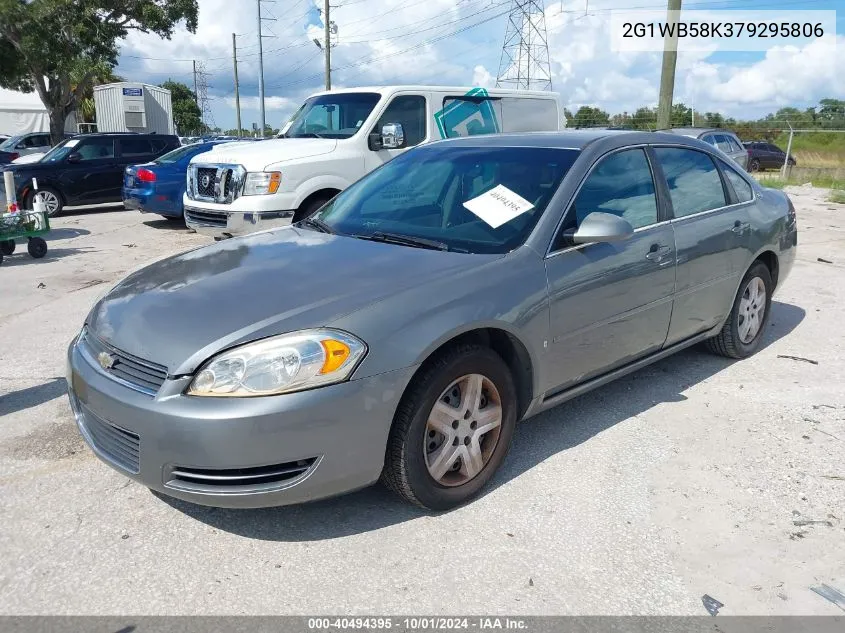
[544, 147, 676, 394]
[363, 94, 429, 174]
[62, 137, 118, 204]
[652, 146, 752, 346]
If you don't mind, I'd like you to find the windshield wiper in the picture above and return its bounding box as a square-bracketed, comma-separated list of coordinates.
[354, 231, 450, 252]
[298, 217, 335, 234]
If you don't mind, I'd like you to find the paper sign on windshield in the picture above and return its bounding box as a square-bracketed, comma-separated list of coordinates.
[462, 185, 534, 229]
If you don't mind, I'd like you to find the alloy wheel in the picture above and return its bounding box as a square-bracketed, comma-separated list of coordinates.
[34, 191, 60, 216]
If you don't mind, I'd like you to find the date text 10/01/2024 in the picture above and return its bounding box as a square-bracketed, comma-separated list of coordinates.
[307, 618, 528, 630]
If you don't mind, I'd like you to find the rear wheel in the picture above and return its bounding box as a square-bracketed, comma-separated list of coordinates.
[706, 261, 772, 359]
[382, 344, 517, 510]
[0, 240, 14, 255]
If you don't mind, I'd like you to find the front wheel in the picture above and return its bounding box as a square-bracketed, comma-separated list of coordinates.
[382, 344, 517, 510]
[706, 261, 773, 359]
[30, 187, 63, 217]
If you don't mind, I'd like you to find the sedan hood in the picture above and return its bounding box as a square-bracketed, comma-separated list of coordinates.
[88, 227, 497, 375]
[190, 138, 337, 171]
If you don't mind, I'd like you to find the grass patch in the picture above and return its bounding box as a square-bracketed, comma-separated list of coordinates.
[830, 190, 845, 204]
[771, 132, 845, 169]
[755, 168, 845, 190]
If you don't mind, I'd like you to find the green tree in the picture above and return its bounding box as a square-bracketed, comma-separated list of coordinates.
[0, 0, 199, 143]
[818, 98, 845, 123]
[631, 107, 657, 130]
[161, 79, 204, 135]
[670, 102, 692, 127]
[703, 112, 724, 128]
[571, 106, 609, 128]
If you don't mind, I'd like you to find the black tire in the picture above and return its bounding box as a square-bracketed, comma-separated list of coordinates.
[292, 194, 335, 224]
[28, 186, 64, 217]
[382, 344, 518, 511]
[749, 158, 761, 172]
[706, 261, 773, 359]
[0, 240, 14, 256]
[27, 236, 48, 259]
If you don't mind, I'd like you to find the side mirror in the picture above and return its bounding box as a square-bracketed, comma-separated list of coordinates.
[568, 212, 634, 245]
[380, 123, 404, 150]
[66, 152, 81, 164]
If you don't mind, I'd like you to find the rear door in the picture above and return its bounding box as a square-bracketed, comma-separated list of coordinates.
[653, 146, 751, 345]
[766, 143, 785, 169]
[61, 137, 118, 204]
[544, 147, 676, 393]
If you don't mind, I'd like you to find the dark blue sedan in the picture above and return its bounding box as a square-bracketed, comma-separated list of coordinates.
[122, 141, 228, 219]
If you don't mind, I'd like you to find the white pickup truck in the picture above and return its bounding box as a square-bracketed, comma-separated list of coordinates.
[184, 85, 563, 238]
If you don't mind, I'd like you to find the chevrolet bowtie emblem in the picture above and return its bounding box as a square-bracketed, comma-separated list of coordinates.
[97, 351, 116, 370]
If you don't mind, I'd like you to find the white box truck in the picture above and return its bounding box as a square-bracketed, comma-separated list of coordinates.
[184, 86, 564, 238]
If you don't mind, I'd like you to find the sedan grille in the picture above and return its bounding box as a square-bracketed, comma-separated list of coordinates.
[165, 458, 318, 494]
[80, 329, 168, 396]
[185, 207, 227, 227]
[76, 399, 140, 474]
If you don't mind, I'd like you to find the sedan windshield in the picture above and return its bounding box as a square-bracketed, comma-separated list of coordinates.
[281, 93, 381, 139]
[312, 145, 580, 254]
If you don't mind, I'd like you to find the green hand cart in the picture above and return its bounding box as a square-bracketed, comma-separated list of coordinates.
[0, 210, 50, 266]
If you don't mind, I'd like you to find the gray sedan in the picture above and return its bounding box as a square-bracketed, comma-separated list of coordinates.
[66, 131, 798, 511]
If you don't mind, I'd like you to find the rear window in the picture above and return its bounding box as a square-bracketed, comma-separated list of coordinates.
[654, 147, 727, 218]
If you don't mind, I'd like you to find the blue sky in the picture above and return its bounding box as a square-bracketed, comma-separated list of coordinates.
[116, 0, 844, 131]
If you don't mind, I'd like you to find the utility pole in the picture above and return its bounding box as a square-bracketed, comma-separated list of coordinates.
[256, 0, 266, 137]
[324, 0, 331, 90]
[656, 0, 682, 130]
[192, 60, 198, 105]
[496, 0, 553, 91]
[232, 33, 242, 136]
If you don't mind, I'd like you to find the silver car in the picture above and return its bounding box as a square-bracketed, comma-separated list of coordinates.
[66, 131, 797, 511]
[662, 127, 749, 171]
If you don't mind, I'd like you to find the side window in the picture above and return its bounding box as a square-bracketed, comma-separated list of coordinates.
[75, 138, 116, 161]
[150, 139, 170, 154]
[767, 144, 782, 153]
[701, 134, 717, 147]
[726, 136, 743, 152]
[375, 96, 427, 147]
[720, 160, 754, 203]
[120, 138, 154, 157]
[714, 134, 733, 153]
[654, 147, 727, 218]
[438, 97, 503, 138]
[569, 149, 658, 231]
[500, 98, 559, 132]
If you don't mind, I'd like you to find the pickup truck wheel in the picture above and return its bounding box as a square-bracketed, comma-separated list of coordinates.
[293, 195, 334, 224]
[706, 261, 772, 359]
[382, 344, 517, 511]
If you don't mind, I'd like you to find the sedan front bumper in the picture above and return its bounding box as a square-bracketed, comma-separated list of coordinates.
[66, 336, 415, 508]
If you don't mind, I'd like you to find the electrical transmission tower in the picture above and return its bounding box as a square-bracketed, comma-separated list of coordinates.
[496, 0, 553, 91]
[193, 61, 216, 132]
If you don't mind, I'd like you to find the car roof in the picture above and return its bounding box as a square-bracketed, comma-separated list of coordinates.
[424, 130, 707, 151]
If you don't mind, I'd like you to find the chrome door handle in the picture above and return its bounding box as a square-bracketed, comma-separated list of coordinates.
[732, 221, 751, 233]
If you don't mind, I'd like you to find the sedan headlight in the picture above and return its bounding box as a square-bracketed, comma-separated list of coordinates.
[188, 329, 366, 397]
[242, 171, 281, 196]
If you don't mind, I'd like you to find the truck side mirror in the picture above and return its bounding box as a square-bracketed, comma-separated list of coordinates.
[380, 123, 404, 150]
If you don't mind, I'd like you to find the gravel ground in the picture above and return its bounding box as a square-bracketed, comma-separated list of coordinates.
[0, 190, 843, 615]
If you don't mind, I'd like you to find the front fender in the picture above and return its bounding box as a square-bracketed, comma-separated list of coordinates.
[292, 174, 353, 209]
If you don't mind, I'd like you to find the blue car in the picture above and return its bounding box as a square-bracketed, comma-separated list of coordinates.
[122, 141, 228, 219]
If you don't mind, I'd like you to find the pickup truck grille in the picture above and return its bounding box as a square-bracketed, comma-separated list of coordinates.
[188, 163, 246, 204]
